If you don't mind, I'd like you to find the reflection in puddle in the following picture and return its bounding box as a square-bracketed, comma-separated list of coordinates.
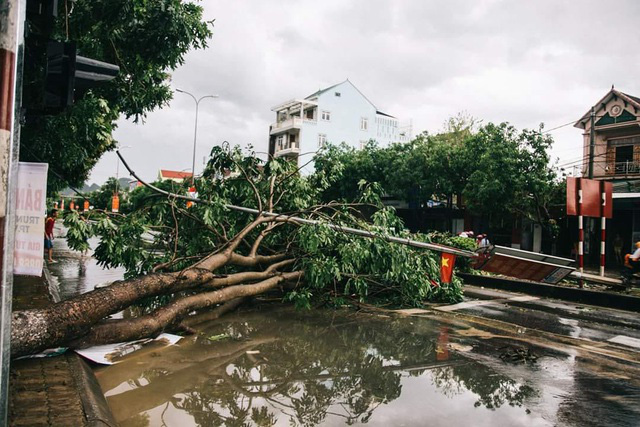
[95, 306, 639, 426]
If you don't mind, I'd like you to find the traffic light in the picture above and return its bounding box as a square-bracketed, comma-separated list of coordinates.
[44, 41, 119, 111]
[44, 41, 75, 109]
[24, 0, 120, 114]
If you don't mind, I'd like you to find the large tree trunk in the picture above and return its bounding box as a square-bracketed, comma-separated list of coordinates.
[11, 268, 217, 357]
[10, 244, 300, 358]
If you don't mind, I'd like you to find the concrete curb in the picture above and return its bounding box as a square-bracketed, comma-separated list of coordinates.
[459, 273, 640, 313]
[67, 355, 118, 427]
[43, 262, 118, 427]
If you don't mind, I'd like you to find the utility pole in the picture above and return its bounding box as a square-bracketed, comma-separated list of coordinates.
[588, 106, 595, 179]
[0, 0, 26, 423]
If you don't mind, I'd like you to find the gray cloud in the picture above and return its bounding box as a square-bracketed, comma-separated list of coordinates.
[91, 0, 640, 184]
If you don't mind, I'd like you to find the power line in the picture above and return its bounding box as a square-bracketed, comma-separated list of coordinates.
[543, 120, 576, 134]
[555, 151, 611, 169]
[541, 113, 613, 135]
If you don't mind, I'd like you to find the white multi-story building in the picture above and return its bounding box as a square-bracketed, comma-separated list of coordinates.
[268, 80, 411, 170]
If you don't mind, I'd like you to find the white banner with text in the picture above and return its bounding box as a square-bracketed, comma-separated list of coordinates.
[14, 162, 48, 276]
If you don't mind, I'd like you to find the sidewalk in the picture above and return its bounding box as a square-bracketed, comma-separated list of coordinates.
[8, 228, 121, 426]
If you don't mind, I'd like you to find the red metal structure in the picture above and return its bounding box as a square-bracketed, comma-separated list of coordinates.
[567, 177, 613, 277]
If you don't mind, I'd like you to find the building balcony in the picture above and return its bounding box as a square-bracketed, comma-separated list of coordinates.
[606, 160, 640, 176]
[274, 141, 300, 158]
[270, 117, 317, 135]
[270, 117, 302, 135]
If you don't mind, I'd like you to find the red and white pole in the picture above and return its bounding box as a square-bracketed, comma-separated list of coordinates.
[578, 187, 583, 275]
[600, 216, 606, 276]
[578, 214, 584, 274]
[600, 185, 607, 277]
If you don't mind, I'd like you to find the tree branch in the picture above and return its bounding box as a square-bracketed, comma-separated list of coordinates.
[192, 215, 273, 270]
[229, 252, 289, 267]
[202, 259, 295, 290]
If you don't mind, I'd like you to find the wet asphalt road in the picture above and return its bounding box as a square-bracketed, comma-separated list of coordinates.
[454, 286, 640, 352]
[46, 226, 125, 305]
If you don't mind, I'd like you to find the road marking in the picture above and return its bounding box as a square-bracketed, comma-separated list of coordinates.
[436, 295, 539, 312]
[396, 308, 431, 315]
[509, 296, 540, 302]
[436, 299, 503, 312]
[608, 335, 640, 349]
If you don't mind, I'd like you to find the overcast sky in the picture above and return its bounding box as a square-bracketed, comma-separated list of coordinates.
[90, 0, 640, 185]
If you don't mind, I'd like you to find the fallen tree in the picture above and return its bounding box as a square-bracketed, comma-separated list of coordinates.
[11, 146, 472, 357]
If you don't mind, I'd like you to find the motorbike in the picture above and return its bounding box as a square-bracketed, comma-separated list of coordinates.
[620, 259, 640, 288]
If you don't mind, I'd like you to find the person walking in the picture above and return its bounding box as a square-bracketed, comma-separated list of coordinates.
[44, 209, 57, 263]
[613, 234, 624, 265]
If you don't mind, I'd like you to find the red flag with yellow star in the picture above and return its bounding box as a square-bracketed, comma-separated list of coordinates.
[440, 253, 456, 284]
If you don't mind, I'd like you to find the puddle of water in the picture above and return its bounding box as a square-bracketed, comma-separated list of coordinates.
[96, 306, 578, 427]
[47, 234, 125, 303]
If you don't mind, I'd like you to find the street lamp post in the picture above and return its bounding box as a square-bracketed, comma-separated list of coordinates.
[176, 89, 218, 184]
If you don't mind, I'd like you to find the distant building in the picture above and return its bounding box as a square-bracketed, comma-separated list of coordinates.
[128, 180, 143, 191]
[574, 87, 640, 263]
[157, 169, 193, 183]
[268, 80, 411, 170]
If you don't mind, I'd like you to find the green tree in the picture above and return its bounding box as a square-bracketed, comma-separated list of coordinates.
[11, 146, 470, 357]
[21, 0, 213, 192]
[313, 118, 562, 236]
[459, 123, 556, 221]
[87, 177, 126, 212]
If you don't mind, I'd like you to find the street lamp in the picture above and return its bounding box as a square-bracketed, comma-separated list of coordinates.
[176, 88, 219, 184]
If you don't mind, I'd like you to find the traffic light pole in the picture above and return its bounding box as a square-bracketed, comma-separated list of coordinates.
[0, 0, 26, 423]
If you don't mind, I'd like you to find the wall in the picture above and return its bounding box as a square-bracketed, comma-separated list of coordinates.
[581, 94, 640, 178]
[300, 81, 377, 155]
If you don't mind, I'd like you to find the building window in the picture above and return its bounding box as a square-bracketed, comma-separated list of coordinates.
[335, 92, 341, 97]
[318, 133, 327, 148]
[359, 140, 367, 150]
[305, 108, 315, 120]
[361, 117, 368, 131]
[321, 110, 331, 121]
[276, 135, 284, 150]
